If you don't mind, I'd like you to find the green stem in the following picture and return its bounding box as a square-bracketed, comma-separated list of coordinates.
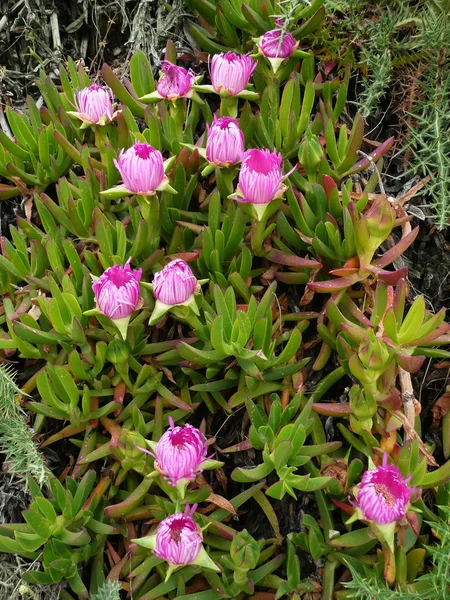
[321, 560, 337, 600]
[220, 96, 239, 118]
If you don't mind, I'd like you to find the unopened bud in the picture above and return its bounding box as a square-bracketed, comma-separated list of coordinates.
[349, 385, 377, 419]
[230, 529, 260, 571]
[298, 132, 323, 176]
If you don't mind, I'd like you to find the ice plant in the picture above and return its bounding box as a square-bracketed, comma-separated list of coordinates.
[153, 417, 209, 487]
[132, 505, 219, 580]
[155, 504, 202, 564]
[113, 142, 168, 196]
[205, 116, 245, 167]
[259, 23, 298, 59]
[91, 259, 142, 339]
[210, 52, 257, 96]
[348, 453, 417, 579]
[68, 84, 115, 127]
[156, 61, 195, 101]
[232, 148, 292, 220]
[354, 453, 414, 524]
[149, 259, 201, 325]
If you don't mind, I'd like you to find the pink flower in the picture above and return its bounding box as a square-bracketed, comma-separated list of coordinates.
[154, 417, 208, 485]
[235, 148, 289, 205]
[259, 21, 298, 58]
[210, 52, 257, 96]
[74, 84, 114, 125]
[354, 454, 415, 524]
[206, 115, 245, 167]
[157, 61, 195, 100]
[113, 142, 166, 195]
[153, 259, 198, 306]
[92, 259, 142, 320]
[155, 504, 202, 565]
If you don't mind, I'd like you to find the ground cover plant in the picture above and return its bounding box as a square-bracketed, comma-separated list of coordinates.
[0, 0, 450, 599]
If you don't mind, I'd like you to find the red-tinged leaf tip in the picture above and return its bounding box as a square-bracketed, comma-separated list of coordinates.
[395, 353, 425, 373]
[372, 227, 419, 269]
[346, 136, 395, 175]
[375, 267, 409, 285]
[218, 440, 254, 453]
[308, 277, 354, 292]
[267, 250, 321, 268]
[322, 174, 337, 198]
[313, 402, 351, 416]
[329, 267, 359, 276]
[330, 497, 355, 515]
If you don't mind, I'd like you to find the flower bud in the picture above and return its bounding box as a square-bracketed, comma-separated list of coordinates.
[358, 197, 395, 264]
[350, 414, 373, 435]
[116, 429, 147, 462]
[298, 132, 323, 176]
[153, 259, 198, 307]
[358, 334, 390, 372]
[206, 116, 245, 167]
[155, 504, 203, 565]
[259, 21, 298, 59]
[233, 149, 293, 220]
[154, 417, 209, 486]
[106, 339, 131, 365]
[113, 142, 167, 195]
[354, 454, 415, 524]
[349, 385, 377, 419]
[157, 61, 195, 101]
[72, 84, 115, 126]
[230, 530, 260, 571]
[92, 259, 142, 339]
[210, 52, 257, 96]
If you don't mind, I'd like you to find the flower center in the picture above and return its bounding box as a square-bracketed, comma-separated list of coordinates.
[374, 483, 396, 507]
[169, 430, 189, 450]
[169, 519, 186, 542]
[134, 142, 153, 159]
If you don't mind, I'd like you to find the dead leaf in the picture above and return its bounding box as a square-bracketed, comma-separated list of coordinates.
[206, 492, 237, 515]
[431, 391, 450, 428]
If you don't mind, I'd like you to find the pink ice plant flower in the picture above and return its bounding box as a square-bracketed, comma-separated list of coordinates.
[259, 20, 298, 58]
[73, 84, 115, 126]
[113, 142, 167, 195]
[157, 61, 195, 100]
[354, 454, 415, 524]
[92, 259, 142, 320]
[235, 148, 292, 206]
[155, 504, 202, 565]
[210, 52, 257, 96]
[153, 259, 198, 307]
[205, 115, 245, 167]
[154, 417, 209, 486]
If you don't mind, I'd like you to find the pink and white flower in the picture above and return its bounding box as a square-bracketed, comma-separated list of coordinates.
[71, 84, 115, 126]
[210, 52, 257, 96]
[154, 417, 209, 486]
[153, 259, 198, 307]
[354, 454, 415, 524]
[155, 505, 203, 565]
[157, 61, 195, 101]
[205, 116, 245, 167]
[233, 148, 292, 213]
[259, 21, 298, 59]
[113, 142, 167, 195]
[92, 259, 142, 320]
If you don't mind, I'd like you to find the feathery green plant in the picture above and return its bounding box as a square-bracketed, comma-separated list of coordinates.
[0, 366, 48, 486]
[90, 580, 121, 600]
[406, 0, 450, 229]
